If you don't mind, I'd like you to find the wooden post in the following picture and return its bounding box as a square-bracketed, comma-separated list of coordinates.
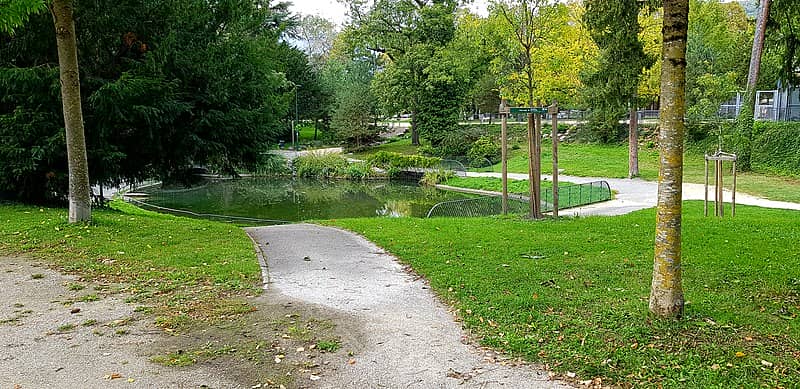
[550, 101, 559, 218]
[717, 159, 724, 217]
[534, 103, 543, 219]
[527, 113, 536, 219]
[732, 160, 737, 217]
[500, 100, 509, 215]
[704, 156, 709, 217]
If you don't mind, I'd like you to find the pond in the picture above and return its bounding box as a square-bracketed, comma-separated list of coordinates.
[139, 178, 472, 222]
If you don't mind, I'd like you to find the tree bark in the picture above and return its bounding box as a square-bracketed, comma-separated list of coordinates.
[411, 110, 420, 146]
[735, 0, 770, 170]
[52, 0, 91, 223]
[629, 103, 639, 178]
[747, 0, 770, 90]
[649, 0, 688, 319]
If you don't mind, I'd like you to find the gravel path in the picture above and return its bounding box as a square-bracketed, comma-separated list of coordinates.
[466, 172, 800, 216]
[0, 257, 242, 388]
[246, 224, 570, 389]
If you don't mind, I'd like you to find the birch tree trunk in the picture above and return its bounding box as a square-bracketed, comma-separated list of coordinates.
[52, 0, 91, 223]
[649, 0, 688, 319]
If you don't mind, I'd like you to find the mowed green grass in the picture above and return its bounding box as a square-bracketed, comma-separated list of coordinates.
[0, 201, 261, 329]
[329, 203, 800, 388]
[496, 139, 800, 203]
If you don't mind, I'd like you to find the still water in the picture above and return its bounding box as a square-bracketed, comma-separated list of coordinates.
[140, 178, 470, 222]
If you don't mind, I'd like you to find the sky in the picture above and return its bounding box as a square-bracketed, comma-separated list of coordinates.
[288, 0, 490, 28]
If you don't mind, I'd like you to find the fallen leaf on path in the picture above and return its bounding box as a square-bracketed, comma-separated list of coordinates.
[104, 373, 123, 380]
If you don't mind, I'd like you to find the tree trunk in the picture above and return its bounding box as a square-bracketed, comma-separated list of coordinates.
[747, 0, 770, 90]
[52, 0, 91, 223]
[649, 0, 688, 319]
[411, 110, 420, 146]
[735, 0, 770, 171]
[533, 109, 542, 219]
[527, 113, 536, 218]
[629, 103, 639, 178]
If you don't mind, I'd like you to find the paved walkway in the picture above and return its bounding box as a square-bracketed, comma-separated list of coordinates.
[245, 224, 570, 389]
[466, 172, 800, 216]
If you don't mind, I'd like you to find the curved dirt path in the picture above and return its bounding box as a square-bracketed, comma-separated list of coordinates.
[466, 172, 800, 216]
[246, 224, 570, 389]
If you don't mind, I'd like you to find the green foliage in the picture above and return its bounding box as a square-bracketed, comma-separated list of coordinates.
[0, 0, 46, 33]
[467, 136, 501, 167]
[582, 0, 655, 143]
[419, 170, 454, 187]
[0, 67, 65, 202]
[1, 0, 295, 200]
[751, 121, 800, 177]
[353, 0, 477, 145]
[342, 162, 376, 180]
[294, 153, 350, 179]
[332, 203, 800, 388]
[366, 151, 441, 170]
[685, 0, 751, 121]
[253, 153, 289, 176]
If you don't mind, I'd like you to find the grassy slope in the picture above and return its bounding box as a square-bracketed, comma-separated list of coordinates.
[0, 201, 261, 328]
[329, 203, 800, 388]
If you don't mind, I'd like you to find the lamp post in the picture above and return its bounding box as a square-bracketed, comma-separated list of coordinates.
[292, 84, 301, 151]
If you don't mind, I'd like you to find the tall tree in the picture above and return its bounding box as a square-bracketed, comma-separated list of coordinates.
[2, 0, 91, 222]
[297, 15, 337, 70]
[734, 0, 770, 170]
[492, 0, 560, 219]
[347, 0, 462, 146]
[650, 0, 689, 319]
[685, 0, 751, 124]
[583, 0, 655, 177]
[52, 0, 90, 222]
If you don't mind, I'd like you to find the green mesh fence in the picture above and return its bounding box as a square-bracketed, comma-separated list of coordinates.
[426, 180, 612, 218]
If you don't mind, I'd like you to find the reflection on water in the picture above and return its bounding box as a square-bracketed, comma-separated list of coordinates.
[141, 178, 471, 221]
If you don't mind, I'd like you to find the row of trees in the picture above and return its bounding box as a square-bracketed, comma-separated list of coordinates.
[298, 0, 799, 153]
[1, 0, 317, 217]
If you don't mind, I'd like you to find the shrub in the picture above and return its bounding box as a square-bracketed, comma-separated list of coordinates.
[294, 153, 349, 179]
[343, 162, 377, 180]
[467, 136, 501, 167]
[750, 122, 800, 177]
[253, 153, 289, 176]
[420, 170, 454, 186]
[366, 151, 441, 170]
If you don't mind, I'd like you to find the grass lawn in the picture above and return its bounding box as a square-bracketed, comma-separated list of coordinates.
[0, 201, 261, 329]
[496, 140, 800, 203]
[329, 203, 800, 388]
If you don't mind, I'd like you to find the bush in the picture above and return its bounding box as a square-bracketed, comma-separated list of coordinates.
[419, 170, 454, 186]
[366, 151, 441, 170]
[253, 153, 289, 176]
[343, 162, 376, 180]
[467, 136, 501, 167]
[294, 153, 349, 179]
[750, 122, 800, 177]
